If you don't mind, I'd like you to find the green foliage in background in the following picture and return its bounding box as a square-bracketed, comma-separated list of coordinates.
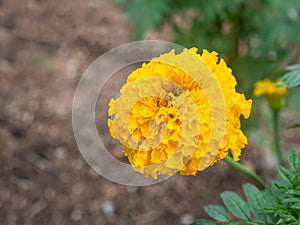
[116, 0, 300, 95]
[279, 64, 300, 124]
[191, 148, 300, 225]
[280, 64, 300, 88]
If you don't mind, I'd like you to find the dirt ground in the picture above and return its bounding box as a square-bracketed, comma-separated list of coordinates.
[1, 1, 300, 225]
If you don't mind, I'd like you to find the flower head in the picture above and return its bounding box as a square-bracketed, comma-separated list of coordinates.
[107, 48, 252, 178]
[254, 79, 287, 111]
[254, 79, 287, 97]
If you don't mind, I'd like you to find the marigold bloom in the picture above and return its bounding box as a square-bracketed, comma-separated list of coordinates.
[107, 48, 252, 178]
[253, 79, 287, 97]
[254, 79, 287, 112]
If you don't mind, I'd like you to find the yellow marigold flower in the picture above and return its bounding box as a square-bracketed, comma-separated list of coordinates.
[107, 48, 252, 178]
[254, 79, 287, 112]
[253, 79, 287, 97]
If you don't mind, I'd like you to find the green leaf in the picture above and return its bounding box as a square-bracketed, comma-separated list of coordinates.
[278, 214, 297, 223]
[204, 205, 231, 222]
[263, 188, 276, 209]
[286, 64, 300, 71]
[288, 147, 299, 171]
[291, 203, 300, 210]
[274, 182, 289, 191]
[221, 191, 251, 221]
[242, 183, 267, 222]
[287, 123, 300, 130]
[190, 219, 218, 225]
[276, 218, 283, 225]
[286, 189, 300, 196]
[280, 70, 300, 88]
[278, 165, 294, 183]
[282, 197, 300, 203]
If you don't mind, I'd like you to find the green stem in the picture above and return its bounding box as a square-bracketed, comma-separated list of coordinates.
[273, 110, 284, 165]
[224, 156, 266, 189]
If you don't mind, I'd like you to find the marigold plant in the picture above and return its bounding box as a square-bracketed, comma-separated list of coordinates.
[253, 78, 288, 164]
[108, 48, 252, 178]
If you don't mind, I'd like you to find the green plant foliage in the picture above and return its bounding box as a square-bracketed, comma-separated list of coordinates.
[116, 0, 300, 95]
[288, 147, 299, 172]
[243, 183, 268, 223]
[221, 191, 251, 221]
[117, 0, 172, 40]
[191, 148, 300, 225]
[204, 205, 230, 223]
[287, 123, 300, 130]
[280, 64, 300, 88]
[265, 148, 300, 224]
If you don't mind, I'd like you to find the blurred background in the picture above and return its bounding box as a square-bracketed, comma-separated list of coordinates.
[0, 0, 300, 224]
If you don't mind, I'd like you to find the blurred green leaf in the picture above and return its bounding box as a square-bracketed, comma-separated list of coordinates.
[288, 147, 299, 171]
[204, 205, 231, 222]
[282, 197, 300, 203]
[273, 182, 289, 191]
[291, 203, 300, 210]
[286, 189, 300, 197]
[279, 64, 300, 88]
[287, 123, 300, 130]
[242, 183, 268, 222]
[221, 191, 250, 221]
[278, 166, 293, 184]
[280, 70, 300, 88]
[286, 64, 300, 71]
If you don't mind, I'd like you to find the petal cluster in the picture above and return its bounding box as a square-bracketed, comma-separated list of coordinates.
[254, 79, 287, 97]
[108, 48, 252, 178]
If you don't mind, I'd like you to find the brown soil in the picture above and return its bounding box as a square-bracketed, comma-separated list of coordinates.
[1, 1, 299, 225]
